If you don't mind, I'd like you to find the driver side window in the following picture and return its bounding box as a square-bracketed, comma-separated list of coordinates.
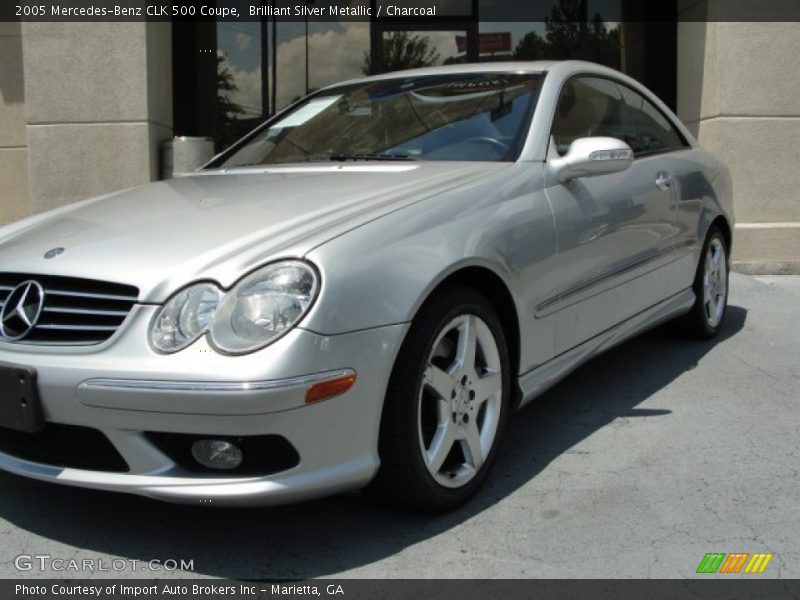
[551, 76, 689, 158]
[617, 84, 689, 155]
[551, 77, 627, 156]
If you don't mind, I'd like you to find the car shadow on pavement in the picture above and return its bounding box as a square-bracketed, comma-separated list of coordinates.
[0, 307, 747, 579]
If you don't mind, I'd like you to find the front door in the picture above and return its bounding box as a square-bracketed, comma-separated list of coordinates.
[541, 76, 686, 353]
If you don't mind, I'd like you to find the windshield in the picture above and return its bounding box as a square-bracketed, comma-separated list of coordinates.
[212, 72, 544, 167]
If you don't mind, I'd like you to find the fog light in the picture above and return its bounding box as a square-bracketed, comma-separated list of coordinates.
[190, 440, 243, 470]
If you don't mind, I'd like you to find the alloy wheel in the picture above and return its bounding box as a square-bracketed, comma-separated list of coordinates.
[703, 237, 728, 328]
[417, 314, 503, 488]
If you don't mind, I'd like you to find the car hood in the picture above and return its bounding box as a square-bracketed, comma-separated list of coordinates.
[0, 162, 508, 302]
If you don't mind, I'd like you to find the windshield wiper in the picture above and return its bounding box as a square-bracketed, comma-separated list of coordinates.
[328, 153, 417, 161]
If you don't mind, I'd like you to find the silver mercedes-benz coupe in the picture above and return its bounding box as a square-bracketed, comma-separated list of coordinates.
[0, 61, 732, 511]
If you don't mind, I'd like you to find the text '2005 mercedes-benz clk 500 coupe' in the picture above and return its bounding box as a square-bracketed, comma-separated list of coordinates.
[0, 61, 732, 511]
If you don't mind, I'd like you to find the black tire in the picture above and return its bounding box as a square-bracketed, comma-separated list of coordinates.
[680, 226, 730, 339]
[365, 286, 511, 512]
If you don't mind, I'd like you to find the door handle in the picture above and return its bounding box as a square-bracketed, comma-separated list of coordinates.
[655, 172, 674, 191]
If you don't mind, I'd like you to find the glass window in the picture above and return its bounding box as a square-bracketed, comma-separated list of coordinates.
[375, 30, 466, 72]
[274, 20, 308, 110]
[216, 19, 264, 149]
[551, 76, 689, 157]
[308, 22, 369, 92]
[212, 73, 544, 167]
[617, 85, 689, 155]
[272, 21, 370, 113]
[478, 0, 623, 67]
[551, 77, 626, 155]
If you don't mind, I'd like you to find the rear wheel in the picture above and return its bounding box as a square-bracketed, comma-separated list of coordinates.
[366, 287, 511, 512]
[681, 226, 729, 338]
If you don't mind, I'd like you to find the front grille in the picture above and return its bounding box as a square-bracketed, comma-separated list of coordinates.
[0, 423, 129, 472]
[0, 273, 139, 345]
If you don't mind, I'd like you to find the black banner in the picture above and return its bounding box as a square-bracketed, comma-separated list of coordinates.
[4, 580, 800, 600]
[3, 0, 800, 23]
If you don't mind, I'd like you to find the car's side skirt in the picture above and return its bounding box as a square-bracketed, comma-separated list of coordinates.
[516, 288, 695, 408]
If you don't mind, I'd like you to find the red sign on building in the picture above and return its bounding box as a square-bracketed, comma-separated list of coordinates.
[456, 32, 512, 54]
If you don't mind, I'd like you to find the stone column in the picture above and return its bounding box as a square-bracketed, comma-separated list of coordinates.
[21, 22, 172, 213]
[0, 22, 29, 224]
[678, 1, 800, 273]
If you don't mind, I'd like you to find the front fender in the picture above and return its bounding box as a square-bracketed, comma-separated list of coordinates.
[300, 163, 560, 372]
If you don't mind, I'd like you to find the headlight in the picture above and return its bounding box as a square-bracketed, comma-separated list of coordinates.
[149, 261, 319, 355]
[210, 261, 318, 354]
[150, 283, 222, 353]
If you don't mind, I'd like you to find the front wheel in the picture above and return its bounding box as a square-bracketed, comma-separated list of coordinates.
[366, 287, 511, 512]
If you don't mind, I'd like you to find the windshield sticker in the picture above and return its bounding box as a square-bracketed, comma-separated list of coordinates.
[277, 95, 341, 128]
[347, 106, 372, 117]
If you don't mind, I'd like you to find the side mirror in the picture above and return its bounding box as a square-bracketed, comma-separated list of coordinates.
[549, 137, 634, 183]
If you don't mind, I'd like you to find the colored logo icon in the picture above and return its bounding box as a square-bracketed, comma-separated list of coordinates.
[697, 552, 774, 574]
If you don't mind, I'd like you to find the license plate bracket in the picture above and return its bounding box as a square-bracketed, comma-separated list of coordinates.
[0, 361, 44, 433]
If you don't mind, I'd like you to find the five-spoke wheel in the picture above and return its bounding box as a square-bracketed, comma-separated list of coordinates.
[367, 286, 510, 511]
[419, 314, 503, 488]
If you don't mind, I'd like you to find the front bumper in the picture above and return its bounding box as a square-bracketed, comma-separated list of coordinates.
[0, 305, 408, 506]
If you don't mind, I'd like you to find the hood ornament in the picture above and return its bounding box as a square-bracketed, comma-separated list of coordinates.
[44, 247, 65, 259]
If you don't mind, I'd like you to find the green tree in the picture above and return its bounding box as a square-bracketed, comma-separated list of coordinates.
[363, 31, 441, 75]
[513, 0, 621, 69]
[216, 54, 248, 149]
[217, 55, 246, 118]
[512, 30, 547, 61]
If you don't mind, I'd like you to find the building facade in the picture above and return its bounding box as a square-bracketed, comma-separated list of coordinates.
[1, 0, 798, 272]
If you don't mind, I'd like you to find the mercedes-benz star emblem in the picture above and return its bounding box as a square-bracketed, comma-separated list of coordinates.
[44, 247, 65, 259]
[0, 281, 45, 341]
